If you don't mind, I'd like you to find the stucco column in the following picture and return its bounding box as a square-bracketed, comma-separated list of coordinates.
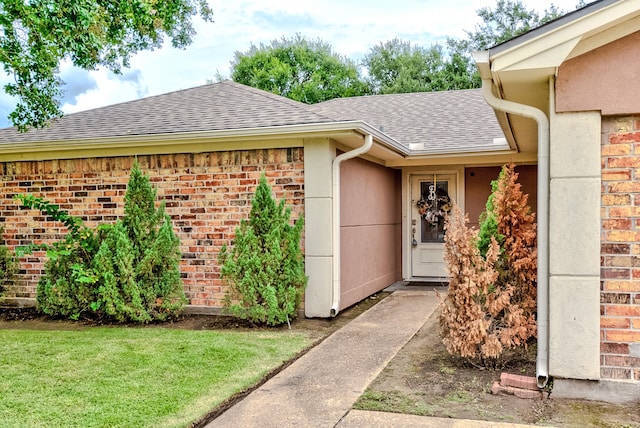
[303, 138, 336, 317]
[548, 110, 601, 379]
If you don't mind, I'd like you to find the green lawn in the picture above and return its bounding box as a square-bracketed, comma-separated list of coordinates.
[0, 326, 312, 427]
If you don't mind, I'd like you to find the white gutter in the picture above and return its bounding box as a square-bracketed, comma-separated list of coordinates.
[479, 79, 550, 389]
[330, 133, 374, 317]
[0, 120, 409, 162]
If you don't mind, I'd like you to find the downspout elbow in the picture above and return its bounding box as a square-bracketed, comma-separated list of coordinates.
[479, 79, 550, 388]
[329, 133, 374, 317]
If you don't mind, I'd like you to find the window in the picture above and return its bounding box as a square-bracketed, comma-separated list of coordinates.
[418, 180, 450, 243]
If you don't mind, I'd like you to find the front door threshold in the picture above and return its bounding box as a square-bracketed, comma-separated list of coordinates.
[385, 280, 448, 292]
[406, 277, 448, 284]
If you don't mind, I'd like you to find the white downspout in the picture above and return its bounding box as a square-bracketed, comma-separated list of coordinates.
[330, 133, 374, 317]
[479, 79, 550, 389]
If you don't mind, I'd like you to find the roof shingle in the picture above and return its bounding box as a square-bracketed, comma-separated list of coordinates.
[0, 80, 335, 143]
[310, 89, 504, 151]
[0, 81, 504, 153]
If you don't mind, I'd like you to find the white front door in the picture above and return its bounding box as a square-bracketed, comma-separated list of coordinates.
[410, 174, 456, 278]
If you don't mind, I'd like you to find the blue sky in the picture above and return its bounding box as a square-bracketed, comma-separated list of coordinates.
[0, 0, 581, 128]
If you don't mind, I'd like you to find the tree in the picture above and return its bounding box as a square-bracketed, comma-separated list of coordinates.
[219, 174, 307, 327]
[96, 160, 185, 321]
[363, 38, 476, 93]
[230, 34, 370, 103]
[446, 0, 567, 86]
[0, 0, 213, 131]
[465, 0, 564, 50]
[363, 2, 567, 94]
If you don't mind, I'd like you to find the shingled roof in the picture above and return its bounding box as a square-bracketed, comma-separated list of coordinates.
[310, 89, 504, 152]
[0, 80, 336, 143]
[0, 80, 505, 154]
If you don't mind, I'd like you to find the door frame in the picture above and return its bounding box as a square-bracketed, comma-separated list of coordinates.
[401, 166, 464, 281]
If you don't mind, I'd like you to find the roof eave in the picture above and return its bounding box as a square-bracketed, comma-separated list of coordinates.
[485, 0, 640, 74]
[0, 121, 410, 162]
[473, 0, 640, 155]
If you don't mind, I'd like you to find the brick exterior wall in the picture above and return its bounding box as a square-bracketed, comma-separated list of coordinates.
[0, 148, 304, 308]
[601, 116, 640, 381]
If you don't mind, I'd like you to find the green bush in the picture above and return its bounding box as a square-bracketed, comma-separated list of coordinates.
[0, 227, 18, 297]
[219, 174, 307, 326]
[17, 161, 185, 322]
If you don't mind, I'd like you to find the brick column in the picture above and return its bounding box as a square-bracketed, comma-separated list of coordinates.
[601, 116, 640, 381]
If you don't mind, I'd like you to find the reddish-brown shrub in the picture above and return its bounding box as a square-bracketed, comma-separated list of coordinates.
[439, 163, 537, 364]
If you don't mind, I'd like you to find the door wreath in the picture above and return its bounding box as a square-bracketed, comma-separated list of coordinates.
[417, 181, 451, 227]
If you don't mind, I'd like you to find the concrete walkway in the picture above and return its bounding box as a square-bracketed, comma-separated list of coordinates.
[208, 288, 534, 428]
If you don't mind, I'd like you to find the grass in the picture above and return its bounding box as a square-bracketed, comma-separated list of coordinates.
[354, 390, 435, 416]
[0, 327, 312, 427]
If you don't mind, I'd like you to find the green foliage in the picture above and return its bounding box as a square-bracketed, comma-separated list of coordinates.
[0, 227, 18, 297]
[15, 194, 100, 257]
[445, 0, 567, 86]
[365, 1, 569, 93]
[92, 221, 148, 321]
[465, 0, 564, 50]
[36, 243, 97, 320]
[230, 34, 371, 103]
[219, 174, 307, 326]
[363, 38, 477, 93]
[0, 0, 213, 131]
[477, 175, 503, 258]
[230, 2, 572, 99]
[19, 160, 185, 322]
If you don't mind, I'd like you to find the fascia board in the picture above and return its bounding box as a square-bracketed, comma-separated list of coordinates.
[489, 0, 640, 72]
[492, 37, 581, 72]
[1, 120, 514, 164]
[0, 121, 410, 162]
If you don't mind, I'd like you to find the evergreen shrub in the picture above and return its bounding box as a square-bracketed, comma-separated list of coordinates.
[219, 174, 306, 326]
[17, 161, 185, 321]
[440, 163, 537, 365]
[0, 227, 18, 297]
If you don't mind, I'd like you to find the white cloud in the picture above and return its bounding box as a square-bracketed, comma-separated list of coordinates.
[59, 65, 98, 106]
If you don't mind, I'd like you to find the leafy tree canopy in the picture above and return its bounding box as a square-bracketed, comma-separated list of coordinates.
[445, 0, 570, 87]
[463, 0, 566, 51]
[229, 34, 371, 103]
[362, 38, 477, 94]
[367, 0, 570, 93]
[232, 1, 574, 98]
[0, 0, 213, 131]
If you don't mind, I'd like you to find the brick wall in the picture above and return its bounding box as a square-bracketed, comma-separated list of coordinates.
[0, 148, 304, 308]
[601, 116, 640, 381]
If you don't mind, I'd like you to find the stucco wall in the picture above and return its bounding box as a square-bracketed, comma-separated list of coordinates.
[464, 165, 537, 229]
[0, 149, 304, 309]
[339, 157, 402, 310]
[556, 31, 640, 115]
